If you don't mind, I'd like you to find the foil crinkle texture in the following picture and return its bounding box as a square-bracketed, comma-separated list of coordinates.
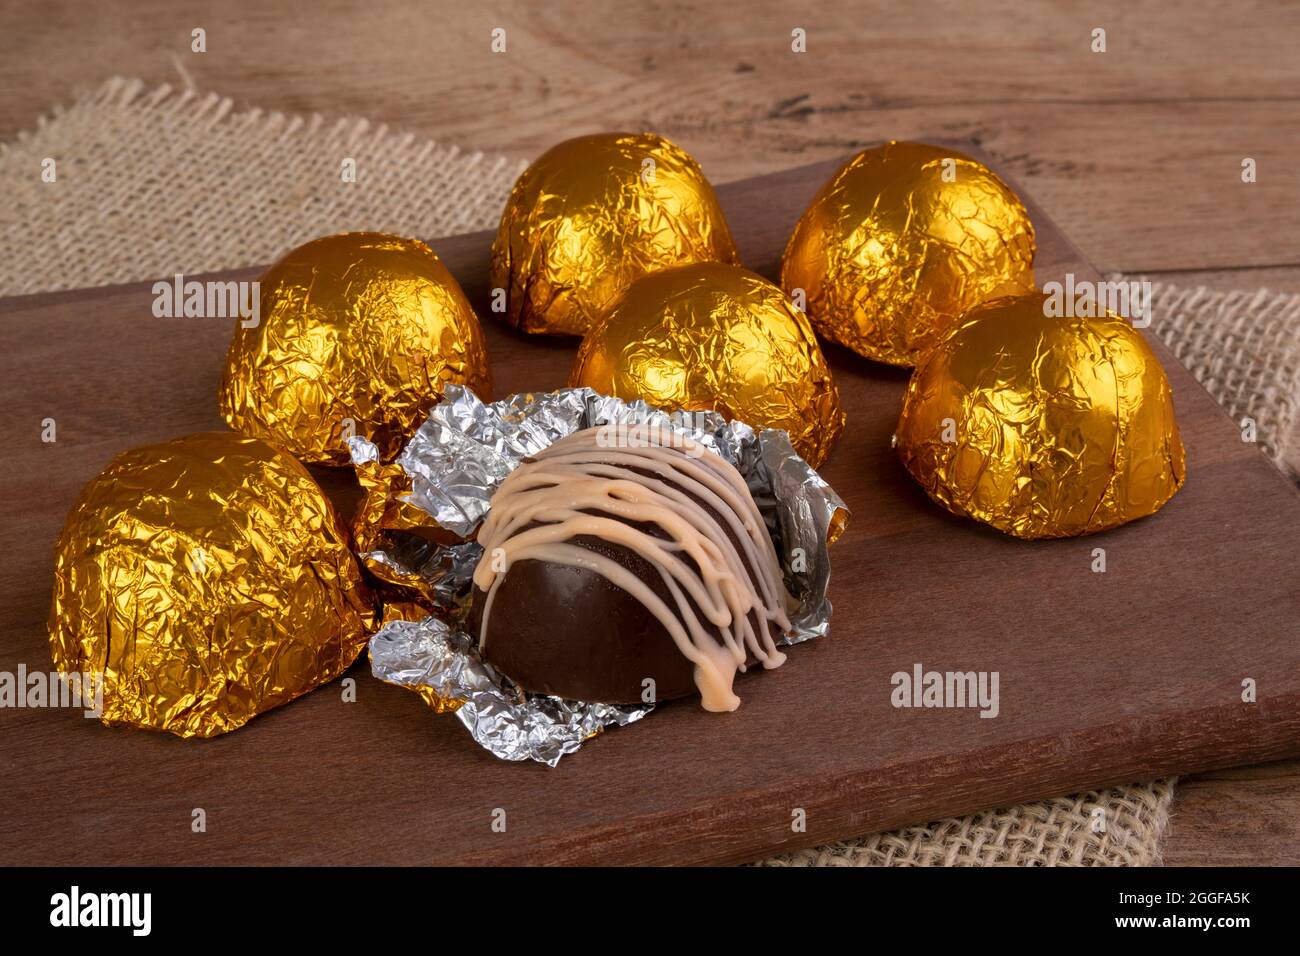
[357, 385, 847, 764]
[48, 431, 375, 738]
[782, 140, 1037, 367]
[221, 231, 492, 466]
[568, 261, 845, 468]
[894, 293, 1186, 538]
[370, 617, 648, 765]
[489, 132, 740, 336]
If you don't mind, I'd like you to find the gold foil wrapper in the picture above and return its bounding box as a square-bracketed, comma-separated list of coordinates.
[351, 451, 460, 606]
[221, 232, 492, 466]
[371, 580, 438, 645]
[48, 431, 375, 738]
[782, 140, 1036, 367]
[489, 132, 740, 336]
[895, 293, 1186, 538]
[568, 261, 845, 467]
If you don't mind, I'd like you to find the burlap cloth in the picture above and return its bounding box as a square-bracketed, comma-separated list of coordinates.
[5, 78, 1299, 866]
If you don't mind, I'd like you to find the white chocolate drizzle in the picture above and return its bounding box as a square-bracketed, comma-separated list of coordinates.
[472, 424, 795, 711]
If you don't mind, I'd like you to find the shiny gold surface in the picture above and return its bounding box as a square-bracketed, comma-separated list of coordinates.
[489, 132, 740, 336]
[782, 140, 1036, 367]
[895, 293, 1186, 538]
[48, 431, 375, 737]
[221, 232, 492, 465]
[569, 261, 844, 467]
[351, 453, 458, 606]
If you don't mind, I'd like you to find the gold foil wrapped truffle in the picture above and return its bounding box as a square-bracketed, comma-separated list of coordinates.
[489, 132, 740, 336]
[894, 293, 1186, 538]
[221, 232, 491, 466]
[782, 140, 1036, 367]
[48, 431, 375, 738]
[569, 261, 844, 467]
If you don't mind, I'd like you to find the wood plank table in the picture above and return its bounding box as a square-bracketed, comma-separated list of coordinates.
[1, 0, 1298, 864]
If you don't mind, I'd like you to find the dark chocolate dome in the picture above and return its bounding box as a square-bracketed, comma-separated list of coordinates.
[470, 425, 794, 711]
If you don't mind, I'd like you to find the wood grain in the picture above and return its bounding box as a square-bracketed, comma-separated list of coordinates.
[1, 154, 1297, 865]
[1164, 759, 1300, 866]
[2, 1, 1299, 278]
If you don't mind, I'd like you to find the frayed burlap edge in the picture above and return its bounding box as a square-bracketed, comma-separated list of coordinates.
[757, 780, 1176, 867]
[1139, 280, 1300, 477]
[0, 76, 526, 295]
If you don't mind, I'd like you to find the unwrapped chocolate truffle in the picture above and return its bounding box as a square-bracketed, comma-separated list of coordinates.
[782, 140, 1036, 367]
[568, 261, 844, 467]
[894, 293, 1186, 538]
[48, 431, 375, 737]
[221, 232, 491, 465]
[489, 132, 739, 336]
[470, 424, 795, 712]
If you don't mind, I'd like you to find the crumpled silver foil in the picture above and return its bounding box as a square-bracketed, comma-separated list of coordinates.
[357, 384, 848, 765]
[370, 616, 648, 767]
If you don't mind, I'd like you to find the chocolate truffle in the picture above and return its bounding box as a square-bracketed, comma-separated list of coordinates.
[488, 132, 739, 336]
[568, 261, 845, 468]
[470, 424, 795, 711]
[782, 140, 1036, 367]
[894, 292, 1186, 538]
[220, 232, 491, 465]
[49, 431, 374, 738]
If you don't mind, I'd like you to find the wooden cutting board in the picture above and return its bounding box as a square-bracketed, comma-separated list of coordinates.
[2, 149, 1298, 866]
